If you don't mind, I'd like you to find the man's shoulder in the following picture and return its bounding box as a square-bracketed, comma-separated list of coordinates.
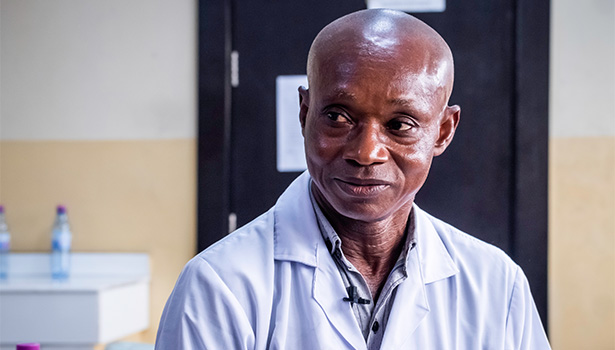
[416, 207, 519, 277]
[184, 172, 316, 281]
[195, 209, 276, 270]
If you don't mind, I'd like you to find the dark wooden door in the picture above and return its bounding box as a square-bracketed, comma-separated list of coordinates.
[198, 0, 549, 327]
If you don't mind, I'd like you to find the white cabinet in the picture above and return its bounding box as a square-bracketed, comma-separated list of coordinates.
[0, 253, 150, 350]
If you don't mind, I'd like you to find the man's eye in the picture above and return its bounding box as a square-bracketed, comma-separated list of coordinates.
[326, 112, 349, 123]
[389, 120, 415, 131]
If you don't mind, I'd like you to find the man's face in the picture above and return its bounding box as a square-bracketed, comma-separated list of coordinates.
[300, 48, 456, 223]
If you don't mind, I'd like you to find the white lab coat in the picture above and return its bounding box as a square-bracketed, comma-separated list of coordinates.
[155, 172, 550, 350]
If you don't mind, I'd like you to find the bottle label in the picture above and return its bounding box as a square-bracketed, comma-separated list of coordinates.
[52, 232, 72, 251]
[0, 233, 10, 251]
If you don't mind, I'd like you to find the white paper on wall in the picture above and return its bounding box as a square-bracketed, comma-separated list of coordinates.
[276, 75, 309, 172]
[366, 0, 446, 12]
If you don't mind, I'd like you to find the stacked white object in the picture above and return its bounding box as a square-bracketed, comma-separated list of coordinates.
[0, 253, 150, 350]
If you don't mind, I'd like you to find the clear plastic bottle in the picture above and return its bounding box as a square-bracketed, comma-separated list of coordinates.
[51, 205, 72, 280]
[0, 205, 10, 280]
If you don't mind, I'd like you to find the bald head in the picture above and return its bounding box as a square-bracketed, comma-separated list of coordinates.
[307, 9, 455, 102]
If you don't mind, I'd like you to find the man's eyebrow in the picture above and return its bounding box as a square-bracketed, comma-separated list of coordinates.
[389, 98, 413, 107]
[388, 97, 429, 117]
[323, 90, 424, 115]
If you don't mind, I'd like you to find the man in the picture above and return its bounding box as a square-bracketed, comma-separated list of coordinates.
[156, 9, 550, 349]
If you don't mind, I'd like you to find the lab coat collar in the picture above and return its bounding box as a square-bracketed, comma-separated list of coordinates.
[413, 205, 460, 284]
[273, 171, 321, 267]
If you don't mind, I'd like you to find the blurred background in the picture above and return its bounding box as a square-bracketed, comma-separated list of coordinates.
[0, 0, 613, 349]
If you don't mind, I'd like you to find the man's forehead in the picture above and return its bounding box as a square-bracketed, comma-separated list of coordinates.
[318, 86, 438, 112]
[312, 50, 450, 94]
[315, 33, 445, 73]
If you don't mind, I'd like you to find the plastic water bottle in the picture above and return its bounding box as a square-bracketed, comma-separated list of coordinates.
[51, 205, 72, 280]
[0, 205, 10, 280]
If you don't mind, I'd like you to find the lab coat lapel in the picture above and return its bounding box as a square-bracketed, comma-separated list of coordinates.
[379, 246, 429, 349]
[273, 172, 366, 350]
[313, 247, 367, 350]
[380, 205, 459, 348]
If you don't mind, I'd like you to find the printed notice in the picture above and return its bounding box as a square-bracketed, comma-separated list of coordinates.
[276, 75, 309, 172]
[366, 0, 445, 12]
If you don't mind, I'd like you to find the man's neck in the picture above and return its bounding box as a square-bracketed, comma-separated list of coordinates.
[335, 210, 409, 295]
[313, 188, 412, 300]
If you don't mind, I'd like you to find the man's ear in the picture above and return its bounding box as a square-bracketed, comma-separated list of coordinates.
[298, 86, 310, 135]
[434, 105, 460, 156]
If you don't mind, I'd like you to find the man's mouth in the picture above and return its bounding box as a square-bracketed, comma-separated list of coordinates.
[334, 177, 391, 197]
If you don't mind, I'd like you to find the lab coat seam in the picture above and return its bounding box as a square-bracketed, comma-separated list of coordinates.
[199, 258, 257, 347]
[505, 265, 521, 333]
[273, 254, 318, 268]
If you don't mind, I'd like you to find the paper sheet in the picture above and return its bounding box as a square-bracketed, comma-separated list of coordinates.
[366, 0, 446, 12]
[276, 75, 308, 172]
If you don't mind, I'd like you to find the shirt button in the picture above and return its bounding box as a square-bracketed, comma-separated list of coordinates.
[372, 321, 380, 333]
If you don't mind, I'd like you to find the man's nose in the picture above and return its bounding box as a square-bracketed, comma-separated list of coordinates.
[343, 124, 389, 166]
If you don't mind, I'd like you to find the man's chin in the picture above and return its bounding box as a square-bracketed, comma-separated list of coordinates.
[328, 200, 396, 223]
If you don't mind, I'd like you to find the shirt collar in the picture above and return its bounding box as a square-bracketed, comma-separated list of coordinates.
[308, 183, 341, 255]
[308, 180, 416, 273]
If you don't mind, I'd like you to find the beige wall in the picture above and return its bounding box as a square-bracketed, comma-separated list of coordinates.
[549, 138, 614, 348]
[549, 0, 615, 348]
[0, 0, 197, 345]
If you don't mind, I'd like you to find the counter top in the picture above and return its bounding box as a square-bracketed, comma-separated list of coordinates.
[0, 252, 150, 349]
[0, 253, 149, 292]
